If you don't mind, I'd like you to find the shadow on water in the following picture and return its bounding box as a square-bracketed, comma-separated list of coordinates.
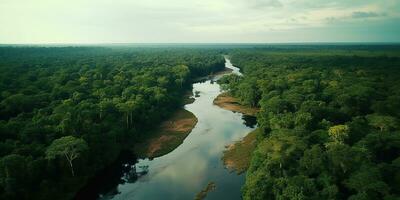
[74, 151, 143, 200]
[241, 115, 257, 128]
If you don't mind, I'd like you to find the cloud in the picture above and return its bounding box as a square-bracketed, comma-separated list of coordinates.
[352, 11, 384, 18]
[0, 0, 399, 43]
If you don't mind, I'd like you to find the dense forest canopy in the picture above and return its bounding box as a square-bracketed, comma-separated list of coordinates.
[218, 47, 400, 200]
[0, 46, 224, 200]
[1, 45, 400, 200]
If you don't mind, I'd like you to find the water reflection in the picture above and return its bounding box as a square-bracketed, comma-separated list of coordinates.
[122, 165, 148, 184]
[74, 151, 137, 200]
[242, 115, 257, 128]
[90, 58, 254, 200]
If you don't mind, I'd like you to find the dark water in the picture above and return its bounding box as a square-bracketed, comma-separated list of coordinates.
[78, 58, 255, 200]
[242, 115, 257, 128]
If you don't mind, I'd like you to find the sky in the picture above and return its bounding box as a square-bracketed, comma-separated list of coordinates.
[0, 0, 399, 44]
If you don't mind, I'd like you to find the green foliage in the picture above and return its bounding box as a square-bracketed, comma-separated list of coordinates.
[0, 46, 225, 200]
[345, 165, 389, 199]
[225, 47, 400, 200]
[366, 114, 398, 132]
[1, 45, 400, 199]
[0, 154, 29, 199]
[46, 136, 88, 176]
[328, 125, 349, 144]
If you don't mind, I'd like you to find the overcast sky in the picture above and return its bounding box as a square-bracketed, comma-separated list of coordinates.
[1, 0, 399, 43]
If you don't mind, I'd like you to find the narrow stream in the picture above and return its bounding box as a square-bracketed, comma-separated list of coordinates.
[98, 58, 255, 200]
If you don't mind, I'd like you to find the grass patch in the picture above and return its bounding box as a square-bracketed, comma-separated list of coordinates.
[134, 108, 198, 158]
[222, 128, 260, 174]
[194, 182, 216, 200]
[213, 93, 258, 116]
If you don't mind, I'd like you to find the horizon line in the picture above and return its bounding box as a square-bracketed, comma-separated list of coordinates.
[1, 41, 400, 46]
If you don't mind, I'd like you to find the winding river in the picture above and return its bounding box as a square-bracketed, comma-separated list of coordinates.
[96, 58, 255, 200]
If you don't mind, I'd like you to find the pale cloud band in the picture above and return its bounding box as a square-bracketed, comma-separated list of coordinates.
[0, 0, 399, 43]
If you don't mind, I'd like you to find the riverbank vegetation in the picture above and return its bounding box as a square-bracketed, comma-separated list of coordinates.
[220, 46, 400, 200]
[133, 108, 197, 158]
[213, 93, 258, 116]
[0, 46, 224, 200]
[214, 90, 259, 173]
[222, 128, 261, 174]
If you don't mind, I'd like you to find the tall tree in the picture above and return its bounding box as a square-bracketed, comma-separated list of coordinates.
[45, 136, 88, 176]
[366, 114, 398, 132]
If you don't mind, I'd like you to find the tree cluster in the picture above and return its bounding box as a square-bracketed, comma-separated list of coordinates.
[221, 47, 400, 200]
[0, 47, 224, 200]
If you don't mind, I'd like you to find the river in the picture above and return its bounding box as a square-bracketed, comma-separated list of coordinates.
[94, 58, 255, 200]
